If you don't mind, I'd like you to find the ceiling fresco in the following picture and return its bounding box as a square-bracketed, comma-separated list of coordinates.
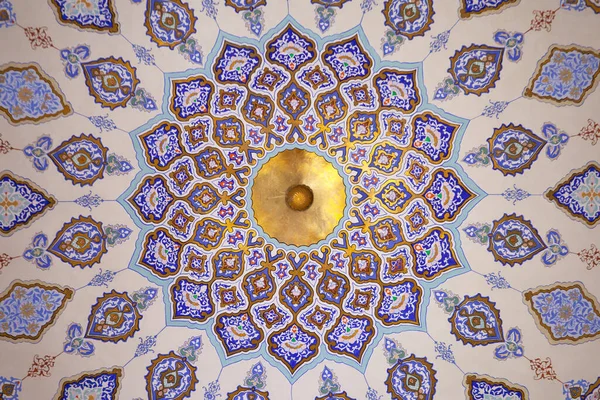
[0, 0, 599, 399]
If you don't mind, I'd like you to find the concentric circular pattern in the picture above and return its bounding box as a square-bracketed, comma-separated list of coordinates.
[252, 148, 346, 246]
[285, 184, 314, 212]
[125, 20, 481, 379]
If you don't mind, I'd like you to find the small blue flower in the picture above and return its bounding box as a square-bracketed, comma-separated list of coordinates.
[63, 323, 95, 357]
[542, 122, 569, 160]
[23, 136, 52, 172]
[59, 44, 91, 79]
[22, 233, 52, 269]
[494, 327, 524, 360]
[493, 30, 524, 62]
[541, 229, 569, 267]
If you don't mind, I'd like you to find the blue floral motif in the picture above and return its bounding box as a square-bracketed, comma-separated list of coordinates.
[0, 63, 72, 125]
[63, 323, 95, 357]
[50, 0, 119, 33]
[563, 379, 590, 399]
[561, 0, 588, 11]
[546, 162, 600, 227]
[430, 30, 450, 53]
[315, 5, 337, 33]
[140, 229, 182, 277]
[49, 134, 109, 186]
[0, 172, 56, 236]
[463, 145, 491, 168]
[178, 335, 203, 363]
[203, 380, 221, 399]
[449, 44, 504, 96]
[22, 232, 53, 270]
[494, 327, 525, 360]
[48, 216, 108, 268]
[0, 376, 21, 400]
[171, 278, 214, 322]
[433, 341, 455, 364]
[424, 170, 474, 221]
[85, 290, 142, 343]
[493, 30, 524, 62]
[23, 135, 52, 171]
[88, 114, 117, 132]
[433, 76, 460, 101]
[381, 29, 404, 56]
[488, 123, 547, 176]
[57, 368, 123, 399]
[524, 283, 600, 344]
[268, 324, 318, 371]
[360, 0, 377, 12]
[200, 0, 218, 19]
[540, 230, 569, 267]
[366, 387, 382, 400]
[82, 57, 139, 109]
[132, 44, 155, 66]
[215, 312, 262, 355]
[0, 0, 16, 28]
[318, 366, 341, 395]
[502, 185, 530, 204]
[324, 37, 372, 82]
[74, 192, 102, 211]
[87, 268, 118, 288]
[541, 122, 569, 160]
[525, 45, 600, 105]
[129, 87, 158, 112]
[326, 315, 375, 361]
[489, 214, 547, 266]
[463, 223, 491, 245]
[243, 9, 265, 36]
[383, 337, 406, 365]
[484, 272, 511, 290]
[134, 335, 157, 357]
[481, 100, 509, 118]
[179, 38, 203, 64]
[450, 294, 504, 346]
[465, 373, 528, 400]
[0, 281, 73, 342]
[59, 44, 91, 78]
[382, 0, 434, 39]
[461, 0, 519, 16]
[385, 355, 437, 400]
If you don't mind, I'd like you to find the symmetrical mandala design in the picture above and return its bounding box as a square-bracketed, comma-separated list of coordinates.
[121, 19, 482, 379]
[2, 0, 600, 398]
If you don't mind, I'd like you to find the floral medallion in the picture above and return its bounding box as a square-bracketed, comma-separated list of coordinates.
[53, 367, 123, 400]
[48, 0, 120, 34]
[545, 162, 600, 228]
[463, 374, 529, 400]
[0, 172, 57, 237]
[0, 63, 72, 125]
[524, 44, 600, 106]
[458, 0, 521, 19]
[120, 18, 483, 380]
[523, 282, 600, 345]
[0, 280, 74, 343]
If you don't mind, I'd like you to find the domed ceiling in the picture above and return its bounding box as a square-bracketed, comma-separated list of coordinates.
[1, 0, 600, 398]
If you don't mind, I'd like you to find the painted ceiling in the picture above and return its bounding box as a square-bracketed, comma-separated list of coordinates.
[0, 0, 600, 399]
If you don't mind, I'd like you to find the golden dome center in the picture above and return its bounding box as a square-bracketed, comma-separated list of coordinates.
[251, 149, 346, 247]
[285, 184, 314, 211]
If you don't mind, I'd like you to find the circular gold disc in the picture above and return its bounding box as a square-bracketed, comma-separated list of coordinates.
[285, 184, 314, 211]
[251, 149, 347, 247]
